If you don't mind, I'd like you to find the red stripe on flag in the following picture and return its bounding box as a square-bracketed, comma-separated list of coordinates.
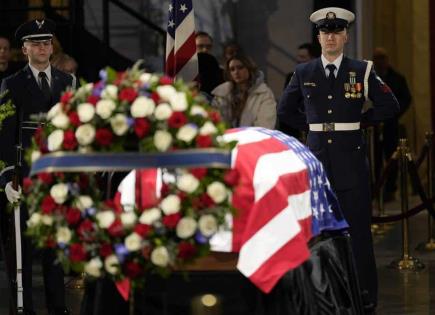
[172, 33, 197, 74]
[165, 49, 176, 77]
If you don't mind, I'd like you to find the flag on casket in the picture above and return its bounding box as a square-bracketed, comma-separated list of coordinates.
[115, 127, 347, 293]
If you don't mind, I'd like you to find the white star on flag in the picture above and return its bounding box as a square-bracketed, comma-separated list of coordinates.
[168, 20, 175, 28]
[168, 4, 173, 12]
[180, 3, 187, 12]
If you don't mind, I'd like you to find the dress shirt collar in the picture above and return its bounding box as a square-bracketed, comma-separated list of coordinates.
[28, 63, 52, 86]
[321, 53, 343, 77]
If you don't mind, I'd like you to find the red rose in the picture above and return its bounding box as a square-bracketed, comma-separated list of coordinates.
[78, 174, 89, 189]
[195, 135, 213, 148]
[37, 172, 53, 185]
[168, 112, 187, 129]
[134, 118, 151, 138]
[134, 224, 151, 237]
[199, 193, 215, 208]
[209, 111, 221, 123]
[68, 111, 80, 127]
[41, 196, 56, 214]
[60, 91, 73, 104]
[34, 127, 44, 146]
[87, 95, 100, 105]
[224, 169, 240, 186]
[177, 242, 197, 259]
[23, 177, 32, 193]
[66, 208, 82, 225]
[177, 191, 187, 201]
[108, 219, 124, 237]
[160, 183, 170, 197]
[63, 130, 78, 150]
[54, 172, 65, 180]
[99, 243, 113, 257]
[124, 261, 142, 278]
[69, 243, 87, 262]
[150, 91, 160, 103]
[190, 168, 207, 180]
[77, 219, 95, 241]
[95, 128, 113, 147]
[119, 87, 138, 102]
[159, 76, 173, 85]
[162, 213, 181, 229]
[45, 237, 56, 248]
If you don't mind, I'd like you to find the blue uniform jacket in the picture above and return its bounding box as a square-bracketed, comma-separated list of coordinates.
[278, 56, 399, 190]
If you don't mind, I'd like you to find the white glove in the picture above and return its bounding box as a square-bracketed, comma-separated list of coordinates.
[5, 181, 21, 203]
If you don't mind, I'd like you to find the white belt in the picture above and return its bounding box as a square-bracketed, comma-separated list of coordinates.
[309, 122, 360, 132]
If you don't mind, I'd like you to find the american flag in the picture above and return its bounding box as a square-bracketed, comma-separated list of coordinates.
[115, 128, 347, 293]
[165, 0, 198, 82]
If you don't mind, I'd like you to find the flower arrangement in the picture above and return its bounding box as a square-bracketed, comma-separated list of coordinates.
[24, 63, 238, 295]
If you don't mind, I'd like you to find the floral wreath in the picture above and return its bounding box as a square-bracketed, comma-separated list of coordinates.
[24, 63, 238, 297]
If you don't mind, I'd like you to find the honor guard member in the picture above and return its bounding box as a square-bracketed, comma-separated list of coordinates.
[0, 19, 75, 315]
[277, 7, 399, 314]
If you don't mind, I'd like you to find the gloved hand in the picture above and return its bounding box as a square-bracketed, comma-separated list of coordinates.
[5, 181, 21, 203]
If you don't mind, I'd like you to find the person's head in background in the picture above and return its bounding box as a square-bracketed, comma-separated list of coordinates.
[195, 31, 213, 54]
[0, 36, 11, 71]
[296, 43, 317, 64]
[372, 47, 390, 76]
[225, 54, 257, 90]
[223, 41, 242, 62]
[51, 53, 78, 74]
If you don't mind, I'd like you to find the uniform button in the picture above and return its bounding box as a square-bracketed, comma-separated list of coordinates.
[327, 109, 332, 114]
[328, 95, 333, 99]
[327, 139, 332, 144]
[307, 94, 311, 99]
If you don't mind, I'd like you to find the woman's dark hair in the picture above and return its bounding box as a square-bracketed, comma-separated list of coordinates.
[224, 54, 257, 84]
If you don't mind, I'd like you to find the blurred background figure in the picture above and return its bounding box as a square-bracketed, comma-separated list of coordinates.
[51, 52, 78, 74]
[373, 47, 412, 201]
[283, 42, 319, 88]
[195, 31, 213, 54]
[0, 35, 23, 82]
[211, 54, 276, 129]
[222, 41, 242, 63]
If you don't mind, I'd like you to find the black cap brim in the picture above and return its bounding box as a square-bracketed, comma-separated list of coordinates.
[316, 18, 348, 32]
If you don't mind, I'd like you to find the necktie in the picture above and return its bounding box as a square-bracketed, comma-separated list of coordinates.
[38, 71, 51, 104]
[326, 64, 336, 87]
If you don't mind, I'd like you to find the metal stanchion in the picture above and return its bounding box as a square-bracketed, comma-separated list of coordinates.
[389, 139, 424, 270]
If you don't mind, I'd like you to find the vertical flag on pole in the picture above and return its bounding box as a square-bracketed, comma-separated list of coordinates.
[165, 0, 198, 82]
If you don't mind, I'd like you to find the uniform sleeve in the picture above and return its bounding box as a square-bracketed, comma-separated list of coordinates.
[363, 69, 400, 123]
[277, 69, 307, 131]
[254, 88, 276, 129]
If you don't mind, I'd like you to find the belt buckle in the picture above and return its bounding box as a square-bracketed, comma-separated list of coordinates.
[322, 123, 335, 131]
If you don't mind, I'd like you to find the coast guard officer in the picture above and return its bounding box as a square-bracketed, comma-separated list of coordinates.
[277, 7, 399, 314]
[0, 19, 74, 315]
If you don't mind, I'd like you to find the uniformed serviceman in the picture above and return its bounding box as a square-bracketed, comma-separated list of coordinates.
[0, 19, 75, 315]
[277, 7, 399, 314]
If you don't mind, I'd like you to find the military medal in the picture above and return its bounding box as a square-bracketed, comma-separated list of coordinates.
[355, 82, 362, 98]
[344, 83, 351, 98]
[348, 72, 357, 98]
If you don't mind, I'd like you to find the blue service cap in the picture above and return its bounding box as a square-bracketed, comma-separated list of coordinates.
[310, 7, 355, 32]
[15, 19, 56, 42]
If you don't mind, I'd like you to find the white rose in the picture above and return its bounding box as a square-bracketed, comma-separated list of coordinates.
[75, 83, 93, 99]
[75, 195, 93, 211]
[199, 121, 217, 136]
[124, 233, 142, 252]
[207, 181, 227, 204]
[77, 103, 95, 123]
[169, 92, 188, 111]
[96, 99, 116, 119]
[176, 173, 199, 193]
[104, 255, 120, 275]
[110, 114, 129, 136]
[31, 150, 41, 163]
[47, 102, 62, 120]
[154, 103, 173, 120]
[47, 129, 64, 152]
[151, 246, 169, 267]
[153, 130, 172, 152]
[85, 257, 103, 278]
[56, 227, 72, 244]
[75, 124, 96, 146]
[160, 194, 180, 215]
[27, 212, 42, 228]
[121, 212, 137, 228]
[156, 85, 177, 101]
[50, 183, 69, 204]
[96, 211, 115, 228]
[198, 214, 218, 237]
[139, 207, 161, 225]
[41, 215, 53, 226]
[139, 73, 152, 84]
[176, 124, 198, 142]
[176, 217, 197, 239]
[130, 96, 155, 118]
[101, 84, 118, 99]
[51, 113, 70, 129]
[190, 105, 208, 117]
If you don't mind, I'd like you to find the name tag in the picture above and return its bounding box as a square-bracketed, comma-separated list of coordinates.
[303, 82, 316, 87]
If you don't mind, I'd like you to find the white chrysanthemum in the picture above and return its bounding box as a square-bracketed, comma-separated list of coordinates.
[121, 212, 137, 228]
[96, 99, 116, 119]
[75, 195, 93, 211]
[27, 212, 42, 228]
[153, 130, 172, 152]
[199, 121, 218, 135]
[156, 85, 177, 101]
[104, 255, 120, 275]
[96, 211, 115, 228]
[130, 96, 155, 118]
[190, 105, 208, 117]
[101, 84, 118, 99]
[124, 233, 142, 252]
[176, 173, 199, 193]
[151, 246, 169, 267]
[169, 92, 188, 111]
[50, 183, 69, 204]
[75, 83, 93, 99]
[47, 129, 64, 152]
[75, 124, 96, 146]
[206, 181, 227, 204]
[154, 103, 173, 120]
[176, 124, 198, 142]
[176, 217, 197, 239]
[51, 113, 70, 129]
[198, 214, 218, 237]
[160, 194, 181, 215]
[41, 215, 53, 226]
[139, 208, 161, 225]
[31, 150, 41, 162]
[77, 103, 95, 123]
[85, 257, 103, 277]
[47, 102, 62, 120]
[110, 114, 129, 136]
[56, 227, 72, 244]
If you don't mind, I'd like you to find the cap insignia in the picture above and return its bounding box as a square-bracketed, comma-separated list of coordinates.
[326, 12, 336, 20]
[35, 20, 45, 29]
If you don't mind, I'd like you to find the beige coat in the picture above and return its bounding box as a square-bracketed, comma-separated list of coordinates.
[211, 81, 277, 129]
